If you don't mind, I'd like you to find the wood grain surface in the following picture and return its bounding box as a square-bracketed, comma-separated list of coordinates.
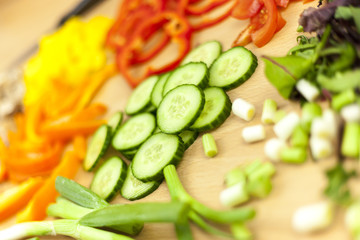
[0, 0, 358, 240]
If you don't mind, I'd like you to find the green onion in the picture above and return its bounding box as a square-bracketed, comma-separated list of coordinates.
[291, 125, 308, 147]
[340, 103, 360, 123]
[264, 138, 287, 162]
[292, 201, 334, 233]
[202, 133, 218, 157]
[225, 167, 246, 187]
[274, 110, 287, 123]
[310, 137, 332, 160]
[261, 99, 277, 124]
[163, 165, 256, 224]
[26, 238, 40, 240]
[242, 125, 266, 143]
[331, 89, 356, 111]
[345, 201, 360, 239]
[175, 220, 193, 240]
[231, 222, 253, 240]
[0, 220, 133, 240]
[280, 147, 307, 164]
[80, 201, 190, 227]
[245, 160, 275, 180]
[55, 176, 108, 209]
[301, 102, 322, 132]
[220, 181, 249, 207]
[246, 176, 272, 198]
[341, 122, 360, 158]
[47, 197, 93, 220]
[53, 177, 144, 235]
[296, 79, 320, 102]
[274, 112, 300, 140]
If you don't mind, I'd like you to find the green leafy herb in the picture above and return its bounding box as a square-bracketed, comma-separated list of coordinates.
[324, 164, 357, 206]
[317, 69, 360, 93]
[335, 6, 360, 32]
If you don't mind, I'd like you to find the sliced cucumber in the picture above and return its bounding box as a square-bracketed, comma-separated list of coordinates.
[132, 133, 184, 181]
[107, 111, 123, 136]
[162, 62, 208, 96]
[121, 148, 138, 160]
[190, 87, 231, 131]
[209, 46, 257, 91]
[90, 156, 127, 201]
[181, 40, 222, 67]
[151, 73, 171, 108]
[83, 125, 111, 171]
[125, 75, 158, 115]
[112, 113, 156, 151]
[179, 130, 199, 149]
[121, 163, 161, 201]
[157, 84, 205, 134]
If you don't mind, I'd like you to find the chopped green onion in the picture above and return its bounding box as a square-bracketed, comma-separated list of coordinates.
[292, 201, 334, 233]
[341, 122, 360, 158]
[310, 137, 332, 160]
[311, 117, 334, 139]
[261, 99, 277, 124]
[274, 110, 287, 123]
[202, 133, 218, 157]
[0, 220, 133, 240]
[274, 112, 300, 140]
[291, 125, 308, 147]
[231, 222, 253, 240]
[340, 103, 360, 123]
[322, 109, 338, 140]
[301, 102, 322, 132]
[225, 167, 246, 187]
[232, 98, 255, 121]
[280, 147, 307, 164]
[242, 124, 266, 143]
[246, 176, 272, 198]
[331, 89, 356, 111]
[264, 138, 287, 162]
[175, 220, 193, 240]
[26, 238, 40, 240]
[246, 161, 275, 181]
[345, 201, 360, 239]
[220, 182, 249, 207]
[296, 79, 320, 102]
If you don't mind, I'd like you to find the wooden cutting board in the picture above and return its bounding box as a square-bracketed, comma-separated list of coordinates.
[0, 0, 358, 239]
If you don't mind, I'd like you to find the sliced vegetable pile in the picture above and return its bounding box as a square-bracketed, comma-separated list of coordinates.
[0, 17, 116, 223]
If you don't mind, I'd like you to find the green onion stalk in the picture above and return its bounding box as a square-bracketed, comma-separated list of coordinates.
[163, 164, 256, 238]
[51, 176, 143, 235]
[0, 219, 133, 240]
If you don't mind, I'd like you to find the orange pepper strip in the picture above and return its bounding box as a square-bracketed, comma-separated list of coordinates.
[70, 103, 108, 122]
[73, 135, 87, 161]
[24, 103, 46, 145]
[0, 160, 8, 183]
[40, 119, 106, 141]
[0, 177, 44, 222]
[73, 64, 116, 113]
[4, 142, 64, 177]
[16, 150, 80, 222]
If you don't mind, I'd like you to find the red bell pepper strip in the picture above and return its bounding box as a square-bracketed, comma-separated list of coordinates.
[189, 1, 235, 31]
[185, 0, 229, 16]
[275, 0, 289, 8]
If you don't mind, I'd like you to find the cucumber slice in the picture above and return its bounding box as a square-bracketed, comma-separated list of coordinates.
[179, 130, 199, 149]
[157, 84, 205, 134]
[121, 163, 161, 201]
[132, 133, 184, 181]
[83, 125, 112, 171]
[90, 156, 127, 201]
[181, 40, 222, 67]
[107, 111, 123, 136]
[162, 62, 208, 96]
[190, 87, 231, 132]
[125, 75, 158, 115]
[151, 73, 171, 108]
[112, 113, 156, 151]
[209, 46, 257, 91]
